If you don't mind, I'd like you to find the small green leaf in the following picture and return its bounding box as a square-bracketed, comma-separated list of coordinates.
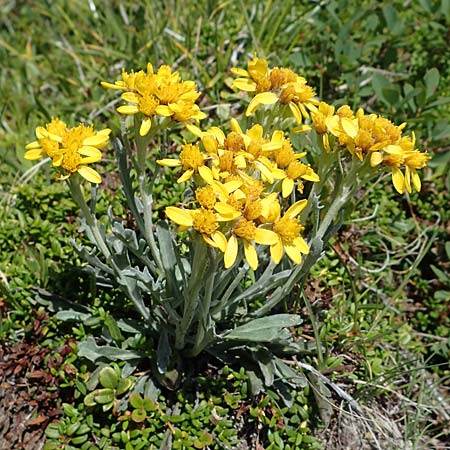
[70, 434, 88, 445]
[424, 68, 440, 98]
[116, 378, 133, 396]
[99, 367, 119, 390]
[105, 315, 124, 343]
[66, 422, 81, 436]
[45, 424, 61, 440]
[193, 432, 213, 448]
[129, 393, 144, 409]
[84, 392, 97, 407]
[131, 408, 147, 423]
[94, 388, 115, 404]
[143, 398, 157, 412]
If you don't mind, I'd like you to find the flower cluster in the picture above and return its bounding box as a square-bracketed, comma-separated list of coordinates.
[231, 54, 319, 122]
[310, 105, 430, 193]
[158, 121, 317, 269]
[101, 63, 205, 136]
[24, 118, 110, 183]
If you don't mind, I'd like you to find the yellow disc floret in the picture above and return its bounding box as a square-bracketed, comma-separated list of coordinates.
[195, 186, 216, 209]
[180, 144, 204, 170]
[224, 132, 245, 153]
[192, 208, 219, 235]
[273, 217, 303, 244]
[233, 218, 256, 240]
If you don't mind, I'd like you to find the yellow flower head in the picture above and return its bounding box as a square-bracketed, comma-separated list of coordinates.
[270, 200, 309, 265]
[25, 119, 110, 184]
[102, 62, 204, 136]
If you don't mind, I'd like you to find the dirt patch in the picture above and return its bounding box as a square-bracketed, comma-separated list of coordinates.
[0, 312, 72, 450]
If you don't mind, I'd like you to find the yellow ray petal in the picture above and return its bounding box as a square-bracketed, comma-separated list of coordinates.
[289, 102, 303, 123]
[77, 166, 102, 184]
[52, 154, 63, 166]
[202, 135, 218, 154]
[230, 118, 243, 134]
[230, 68, 249, 77]
[243, 240, 258, 271]
[35, 126, 47, 140]
[284, 244, 302, 264]
[246, 92, 278, 116]
[177, 169, 194, 183]
[100, 81, 125, 90]
[25, 141, 40, 150]
[285, 199, 308, 218]
[370, 152, 383, 167]
[232, 78, 257, 92]
[79, 146, 102, 157]
[211, 231, 227, 252]
[198, 165, 214, 184]
[224, 235, 238, 269]
[24, 148, 44, 160]
[214, 202, 240, 218]
[270, 238, 284, 265]
[341, 118, 358, 139]
[302, 170, 320, 182]
[404, 166, 412, 194]
[325, 115, 340, 136]
[293, 237, 309, 254]
[282, 177, 295, 198]
[254, 228, 279, 246]
[155, 105, 173, 117]
[157, 158, 181, 167]
[392, 168, 405, 194]
[165, 207, 194, 227]
[255, 161, 274, 184]
[139, 118, 152, 136]
[411, 170, 421, 192]
[121, 92, 140, 103]
[117, 105, 139, 115]
[186, 123, 203, 137]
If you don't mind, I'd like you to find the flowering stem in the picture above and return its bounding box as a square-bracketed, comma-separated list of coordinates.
[68, 177, 111, 260]
[175, 237, 208, 350]
[191, 249, 217, 356]
[133, 118, 164, 274]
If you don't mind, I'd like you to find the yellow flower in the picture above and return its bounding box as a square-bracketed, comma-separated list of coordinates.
[102, 62, 204, 136]
[232, 55, 318, 121]
[157, 143, 214, 184]
[270, 200, 309, 265]
[231, 54, 271, 93]
[224, 218, 278, 271]
[370, 132, 429, 194]
[279, 161, 320, 198]
[25, 120, 110, 184]
[404, 149, 429, 192]
[24, 118, 67, 161]
[165, 206, 228, 252]
[277, 78, 318, 122]
[311, 102, 335, 151]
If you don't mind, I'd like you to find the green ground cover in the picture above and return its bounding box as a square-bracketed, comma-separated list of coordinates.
[1, 1, 449, 449]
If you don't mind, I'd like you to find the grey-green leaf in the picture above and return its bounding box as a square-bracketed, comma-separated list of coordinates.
[222, 314, 302, 342]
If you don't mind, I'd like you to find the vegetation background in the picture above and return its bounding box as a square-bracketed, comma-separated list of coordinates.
[0, 0, 449, 449]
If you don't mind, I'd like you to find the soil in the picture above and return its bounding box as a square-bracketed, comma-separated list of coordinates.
[0, 311, 72, 450]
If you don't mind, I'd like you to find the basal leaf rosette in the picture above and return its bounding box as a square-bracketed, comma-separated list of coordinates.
[25, 118, 110, 184]
[158, 121, 316, 270]
[311, 105, 430, 194]
[102, 62, 206, 136]
[231, 54, 319, 123]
